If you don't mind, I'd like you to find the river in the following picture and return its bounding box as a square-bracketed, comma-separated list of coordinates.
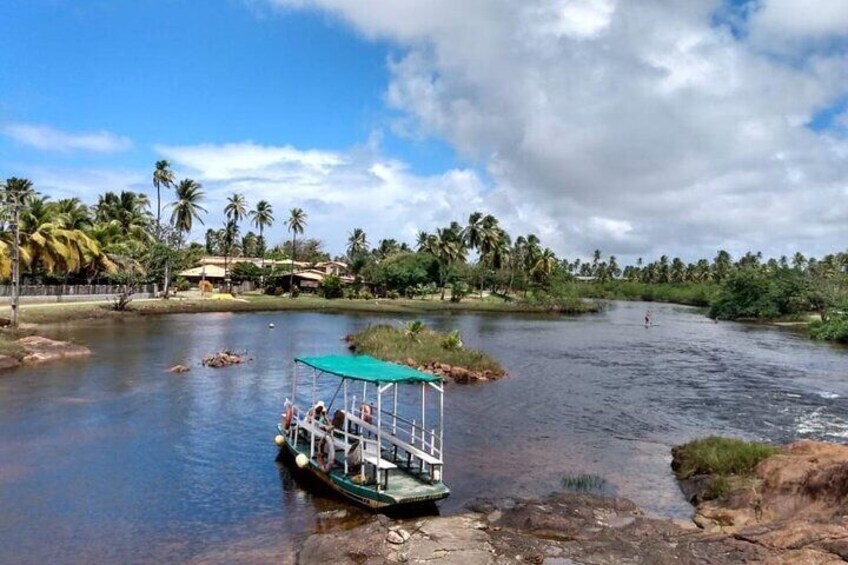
[1, 301, 847, 563]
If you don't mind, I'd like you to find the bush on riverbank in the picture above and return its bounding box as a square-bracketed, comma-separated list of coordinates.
[520, 281, 600, 313]
[346, 323, 504, 376]
[810, 316, 848, 343]
[709, 269, 808, 320]
[576, 281, 718, 307]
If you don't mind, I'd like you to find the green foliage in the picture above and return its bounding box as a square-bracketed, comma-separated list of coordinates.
[363, 252, 439, 297]
[230, 261, 262, 284]
[576, 281, 719, 307]
[449, 281, 470, 303]
[710, 268, 808, 320]
[320, 274, 344, 299]
[810, 315, 848, 343]
[522, 281, 597, 313]
[405, 320, 426, 340]
[672, 436, 779, 481]
[441, 329, 463, 350]
[347, 324, 502, 374]
[175, 277, 190, 292]
[561, 473, 606, 492]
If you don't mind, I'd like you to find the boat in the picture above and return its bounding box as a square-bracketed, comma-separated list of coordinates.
[275, 354, 450, 509]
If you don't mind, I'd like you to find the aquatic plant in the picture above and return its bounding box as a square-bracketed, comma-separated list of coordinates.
[561, 473, 606, 492]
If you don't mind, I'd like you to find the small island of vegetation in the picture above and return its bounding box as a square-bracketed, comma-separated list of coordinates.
[346, 322, 505, 383]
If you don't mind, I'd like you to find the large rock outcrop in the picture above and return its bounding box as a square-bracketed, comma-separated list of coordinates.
[295, 441, 848, 564]
[16, 335, 91, 364]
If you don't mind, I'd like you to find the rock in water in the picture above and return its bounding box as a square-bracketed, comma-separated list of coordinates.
[202, 350, 251, 368]
[168, 364, 191, 373]
[16, 335, 91, 364]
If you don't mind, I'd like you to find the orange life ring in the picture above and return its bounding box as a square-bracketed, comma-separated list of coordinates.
[284, 405, 293, 430]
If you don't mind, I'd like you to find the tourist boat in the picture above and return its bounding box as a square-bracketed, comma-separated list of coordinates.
[275, 354, 450, 509]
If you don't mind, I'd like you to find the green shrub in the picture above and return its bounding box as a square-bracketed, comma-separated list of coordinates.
[672, 436, 779, 480]
[810, 316, 848, 343]
[291, 286, 301, 298]
[175, 277, 190, 292]
[441, 330, 463, 350]
[321, 275, 344, 299]
[449, 281, 470, 303]
[710, 268, 808, 320]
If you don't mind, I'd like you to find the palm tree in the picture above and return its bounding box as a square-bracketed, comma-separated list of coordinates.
[153, 160, 175, 235]
[531, 248, 557, 285]
[225, 193, 248, 225]
[286, 208, 307, 297]
[2, 177, 35, 326]
[249, 200, 274, 264]
[221, 219, 240, 287]
[169, 179, 206, 241]
[433, 226, 467, 300]
[347, 228, 368, 259]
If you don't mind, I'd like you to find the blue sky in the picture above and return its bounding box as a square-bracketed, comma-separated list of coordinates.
[0, 1, 455, 173]
[2, 1, 848, 261]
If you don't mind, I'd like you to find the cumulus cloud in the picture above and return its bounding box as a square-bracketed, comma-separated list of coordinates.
[268, 0, 848, 262]
[2, 123, 132, 153]
[155, 140, 487, 251]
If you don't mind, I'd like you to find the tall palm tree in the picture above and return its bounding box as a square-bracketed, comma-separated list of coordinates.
[225, 193, 248, 225]
[170, 179, 206, 242]
[531, 248, 557, 284]
[286, 208, 307, 297]
[153, 160, 175, 235]
[2, 177, 35, 326]
[249, 200, 274, 264]
[347, 228, 368, 259]
[221, 219, 240, 287]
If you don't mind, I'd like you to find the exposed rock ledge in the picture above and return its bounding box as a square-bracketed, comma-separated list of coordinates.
[296, 440, 848, 564]
[16, 335, 91, 366]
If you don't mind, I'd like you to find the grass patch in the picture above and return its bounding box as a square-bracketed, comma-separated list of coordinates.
[672, 436, 779, 480]
[346, 323, 504, 375]
[561, 473, 606, 492]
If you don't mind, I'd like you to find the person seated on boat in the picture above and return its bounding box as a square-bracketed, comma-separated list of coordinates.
[331, 409, 346, 430]
[361, 403, 373, 425]
[316, 430, 335, 473]
[346, 439, 363, 474]
[308, 400, 329, 425]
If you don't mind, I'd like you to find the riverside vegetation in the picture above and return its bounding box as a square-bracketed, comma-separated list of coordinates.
[2, 168, 847, 341]
[346, 322, 505, 383]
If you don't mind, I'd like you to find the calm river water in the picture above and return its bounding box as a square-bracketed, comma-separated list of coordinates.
[2, 301, 848, 563]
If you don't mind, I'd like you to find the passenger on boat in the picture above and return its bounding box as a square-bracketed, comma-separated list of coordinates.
[346, 439, 363, 473]
[308, 400, 329, 425]
[331, 409, 346, 429]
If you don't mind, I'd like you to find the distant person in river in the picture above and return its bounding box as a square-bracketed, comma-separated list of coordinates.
[645, 310, 653, 327]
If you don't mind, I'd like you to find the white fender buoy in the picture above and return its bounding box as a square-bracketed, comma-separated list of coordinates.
[274, 434, 285, 446]
[269, 323, 275, 329]
[295, 453, 309, 468]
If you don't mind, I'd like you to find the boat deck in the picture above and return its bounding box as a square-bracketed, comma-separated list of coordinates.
[287, 434, 449, 506]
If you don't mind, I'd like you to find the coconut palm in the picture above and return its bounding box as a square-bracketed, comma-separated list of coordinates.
[153, 160, 175, 234]
[347, 228, 368, 258]
[225, 193, 248, 225]
[531, 248, 557, 284]
[169, 179, 206, 240]
[286, 208, 307, 296]
[1, 177, 35, 325]
[249, 200, 274, 262]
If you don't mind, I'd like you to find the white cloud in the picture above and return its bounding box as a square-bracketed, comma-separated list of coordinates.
[2, 123, 132, 153]
[751, 0, 848, 40]
[155, 140, 487, 251]
[266, 0, 848, 262]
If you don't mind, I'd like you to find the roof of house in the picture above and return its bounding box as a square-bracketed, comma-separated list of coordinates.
[178, 265, 227, 278]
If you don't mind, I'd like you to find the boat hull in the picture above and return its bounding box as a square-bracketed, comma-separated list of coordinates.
[277, 426, 450, 510]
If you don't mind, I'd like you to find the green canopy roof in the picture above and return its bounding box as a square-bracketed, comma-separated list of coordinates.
[295, 355, 440, 384]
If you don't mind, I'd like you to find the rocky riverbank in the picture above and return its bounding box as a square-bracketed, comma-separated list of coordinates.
[293, 440, 848, 564]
